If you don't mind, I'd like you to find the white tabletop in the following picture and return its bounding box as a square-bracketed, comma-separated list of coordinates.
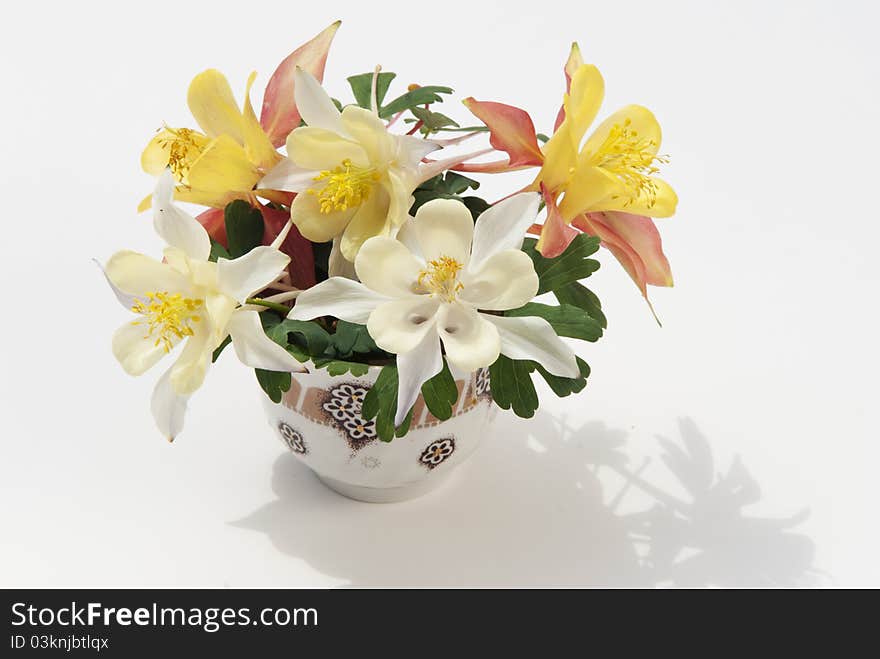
[0, 0, 875, 587]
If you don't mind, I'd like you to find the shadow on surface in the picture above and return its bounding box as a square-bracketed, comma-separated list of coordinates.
[231, 414, 820, 586]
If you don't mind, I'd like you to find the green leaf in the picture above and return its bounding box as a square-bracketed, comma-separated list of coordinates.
[211, 335, 231, 363]
[532, 357, 591, 397]
[360, 364, 413, 441]
[420, 360, 459, 421]
[462, 196, 490, 220]
[322, 360, 371, 377]
[505, 302, 603, 342]
[255, 369, 291, 404]
[409, 106, 459, 134]
[347, 71, 396, 109]
[224, 200, 264, 259]
[553, 281, 607, 329]
[266, 319, 331, 358]
[209, 239, 230, 263]
[522, 234, 601, 294]
[330, 320, 381, 357]
[379, 85, 453, 118]
[488, 356, 539, 418]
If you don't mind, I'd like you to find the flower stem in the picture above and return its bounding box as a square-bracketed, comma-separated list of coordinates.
[245, 298, 291, 314]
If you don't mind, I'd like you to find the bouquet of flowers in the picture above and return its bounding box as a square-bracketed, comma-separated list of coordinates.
[102, 21, 677, 442]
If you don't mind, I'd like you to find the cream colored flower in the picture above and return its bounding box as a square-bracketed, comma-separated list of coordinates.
[289, 194, 580, 424]
[104, 171, 304, 440]
[259, 68, 439, 265]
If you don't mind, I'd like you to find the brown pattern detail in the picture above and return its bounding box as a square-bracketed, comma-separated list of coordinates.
[321, 383, 377, 451]
[279, 376, 488, 436]
[419, 437, 455, 469]
[277, 422, 307, 454]
[475, 368, 491, 400]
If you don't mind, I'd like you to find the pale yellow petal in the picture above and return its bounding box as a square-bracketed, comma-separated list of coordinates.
[340, 105, 395, 164]
[339, 184, 391, 261]
[242, 71, 280, 170]
[105, 250, 190, 299]
[186, 135, 261, 207]
[290, 188, 356, 243]
[187, 69, 245, 142]
[459, 250, 538, 311]
[112, 322, 168, 376]
[286, 126, 369, 171]
[354, 237, 423, 298]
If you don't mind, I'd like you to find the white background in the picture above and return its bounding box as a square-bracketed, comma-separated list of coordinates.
[0, 0, 876, 586]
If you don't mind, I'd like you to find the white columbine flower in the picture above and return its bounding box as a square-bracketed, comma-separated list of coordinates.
[104, 170, 304, 440]
[289, 193, 580, 424]
[259, 68, 440, 267]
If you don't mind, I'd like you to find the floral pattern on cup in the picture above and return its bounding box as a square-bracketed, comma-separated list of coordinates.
[322, 383, 377, 450]
[278, 421, 307, 455]
[419, 438, 456, 469]
[475, 368, 491, 400]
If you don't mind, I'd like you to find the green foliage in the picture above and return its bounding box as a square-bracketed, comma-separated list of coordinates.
[553, 281, 607, 330]
[522, 234, 601, 294]
[347, 72, 397, 109]
[533, 357, 591, 397]
[379, 85, 454, 118]
[420, 359, 459, 421]
[209, 239, 230, 263]
[505, 302, 602, 342]
[255, 368, 291, 404]
[411, 172, 488, 219]
[488, 356, 539, 418]
[488, 354, 592, 418]
[224, 200, 264, 259]
[406, 106, 459, 135]
[361, 365, 412, 441]
[211, 336, 231, 362]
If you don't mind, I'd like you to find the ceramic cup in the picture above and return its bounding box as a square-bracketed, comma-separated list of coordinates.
[260, 365, 496, 503]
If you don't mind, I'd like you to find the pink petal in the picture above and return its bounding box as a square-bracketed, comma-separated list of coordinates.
[462, 98, 544, 168]
[260, 203, 316, 290]
[573, 211, 673, 301]
[196, 207, 227, 245]
[554, 42, 585, 132]
[260, 21, 341, 148]
[535, 184, 579, 258]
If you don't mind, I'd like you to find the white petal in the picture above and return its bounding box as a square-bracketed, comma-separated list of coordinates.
[169, 326, 213, 395]
[328, 237, 358, 279]
[152, 169, 211, 260]
[394, 329, 443, 426]
[482, 314, 579, 378]
[412, 198, 474, 265]
[395, 218, 424, 261]
[396, 135, 442, 169]
[258, 157, 318, 192]
[227, 309, 305, 372]
[287, 277, 387, 324]
[435, 303, 500, 372]
[105, 250, 191, 299]
[354, 237, 423, 297]
[459, 250, 538, 311]
[469, 192, 541, 271]
[96, 258, 143, 309]
[367, 297, 440, 354]
[151, 366, 190, 442]
[294, 67, 343, 133]
[217, 246, 290, 303]
[112, 321, 168, 375]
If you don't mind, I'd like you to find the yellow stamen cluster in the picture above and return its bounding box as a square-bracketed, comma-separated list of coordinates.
[131, 292, 203, 353]
[308, 159, 379, 214]
[593, 119, 669, 208]
[418, 256, 465, 302]
[158, 127, 205, 182]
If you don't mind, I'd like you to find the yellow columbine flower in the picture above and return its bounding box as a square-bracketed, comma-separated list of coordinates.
[258, 68, 440, 264]
[138, 69, 283, 212]
[538, 57, 677, 230]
